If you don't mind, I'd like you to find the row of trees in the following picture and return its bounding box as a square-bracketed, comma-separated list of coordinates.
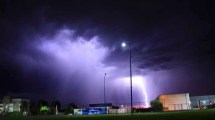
[28, 99, 162, 115]
[29, 99, 78, 115]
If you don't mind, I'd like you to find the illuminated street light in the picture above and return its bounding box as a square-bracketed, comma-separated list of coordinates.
[121, 42, 126, 47]
[121, 41, 133, 115]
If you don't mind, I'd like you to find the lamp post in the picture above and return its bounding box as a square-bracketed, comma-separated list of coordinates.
[104, 73, 106, 104]
[121, 42, 133, 115]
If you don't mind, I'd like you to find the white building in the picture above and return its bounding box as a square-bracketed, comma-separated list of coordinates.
[0, 101, 3, 113]
[0, 96, 30, 113]
[157, 93, 191, 111]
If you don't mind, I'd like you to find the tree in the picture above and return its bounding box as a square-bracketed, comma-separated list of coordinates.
[51, 100, 61, 115]
[20, 101, 29, 112]
[65, 103, 78, 115]
[38, 99, 48, 106]
[37, 99, 50, 115]
[150, 100, 163, 112]
[29, 101, 37, 115]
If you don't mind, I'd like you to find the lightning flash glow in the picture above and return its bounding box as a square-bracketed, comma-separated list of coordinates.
[120, 76, 150, 108]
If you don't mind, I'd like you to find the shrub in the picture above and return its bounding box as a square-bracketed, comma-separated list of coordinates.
[6, 111, 22, 116]
[150, 100, 163, 112]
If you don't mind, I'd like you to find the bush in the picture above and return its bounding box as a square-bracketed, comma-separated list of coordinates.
[207, 104, 215, 109]
[64, 103, 78, 115]
[30, 108, 38, 115]
[5, 111, 22, 116]
[150, 100, 163, 112]
[134, 108, 152, 112]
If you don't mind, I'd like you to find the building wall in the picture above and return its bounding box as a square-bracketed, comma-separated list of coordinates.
[108, 109, 129, 114]
[158, 93, 191, 111]
[3, 96, 11, 112]
[0, 103, 3, 113]
[8, 103, 14, 112]
[12, 99, 22, 112]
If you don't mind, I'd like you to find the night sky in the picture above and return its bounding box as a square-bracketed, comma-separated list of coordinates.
[0, 0, 215, 107]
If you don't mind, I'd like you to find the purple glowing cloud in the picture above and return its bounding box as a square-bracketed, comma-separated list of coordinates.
[13, 28, 196, 107]
[15, 29, 119, 106]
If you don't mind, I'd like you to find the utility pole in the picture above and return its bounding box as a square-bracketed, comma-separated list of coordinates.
[129, 44, 133, 115]
[121, 42, 133, 115]
[104, 73, 106, 103]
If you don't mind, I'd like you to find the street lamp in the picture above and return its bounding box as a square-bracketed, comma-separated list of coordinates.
[121, 42, 133, 115]
[104, 73, 106, 103]
[121, 42, 126, 47]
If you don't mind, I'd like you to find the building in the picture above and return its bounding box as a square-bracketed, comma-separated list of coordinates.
[0, 100, 3, 113]
[0, 96, 30, 113]
[190, 95, 215, 109]
[157, 93, 191, 111]
[89, 103, 124, 114]
[74, 103, 128, 115]
[74, 103, 112, 115]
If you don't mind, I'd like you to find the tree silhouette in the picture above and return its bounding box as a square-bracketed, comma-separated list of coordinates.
[51, 100, 61, 115]
[20, 100, 29, 112]
[150, 100, 163, 112]
[65, 103, 78, 115]
[29, 100, 37, 115]
[37, 99, 50, 115]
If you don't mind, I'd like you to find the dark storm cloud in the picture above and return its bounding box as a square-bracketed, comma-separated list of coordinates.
[0, 0, 215, 106]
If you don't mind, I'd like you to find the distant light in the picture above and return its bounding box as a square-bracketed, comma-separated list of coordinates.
[40, 106, 50, 111]
[121, 42, 126, 47]
[203, 101, 206, 104]
[121, 105, 124, 108]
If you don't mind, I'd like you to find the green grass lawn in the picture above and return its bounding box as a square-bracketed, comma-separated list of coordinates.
[0, 109, 215, 120]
